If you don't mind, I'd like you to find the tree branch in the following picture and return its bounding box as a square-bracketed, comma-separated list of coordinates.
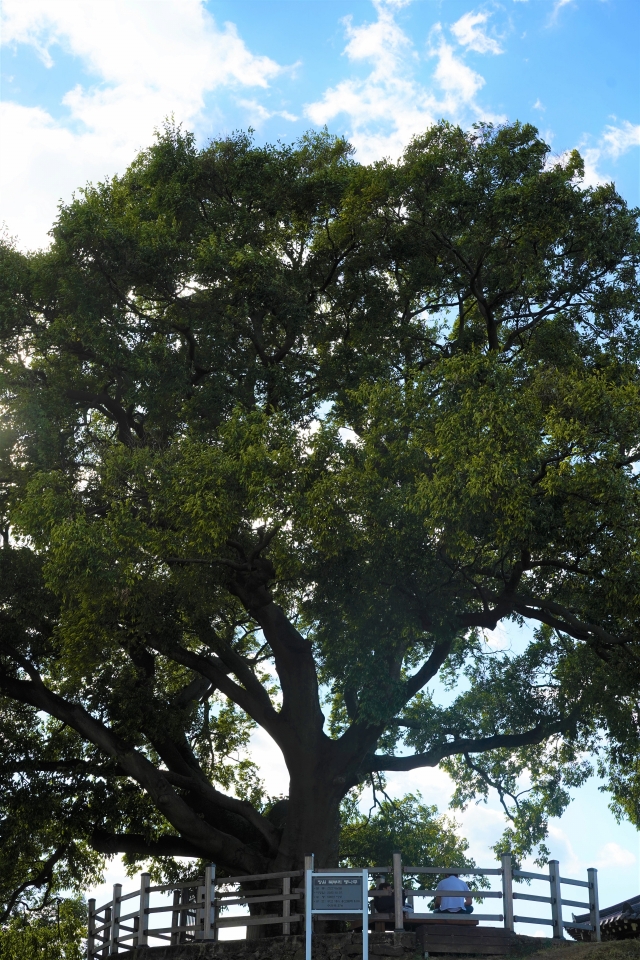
[66, 389, 141, 445]
[147, 638, 282, 739]
[90, 830, 204, 859]
[193, 618, 277, 719]
[366, 721, 564, 772]
[462, 751, 526, 823]
[0, 670, 268, 874]
[162, 772, 280, 854]
[404, 639, 454, 701]
[0, 846, 69, 924]
[511, 594, 638, 647]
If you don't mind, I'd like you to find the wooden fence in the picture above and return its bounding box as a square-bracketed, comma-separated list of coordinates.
[86, 853, 600, 957]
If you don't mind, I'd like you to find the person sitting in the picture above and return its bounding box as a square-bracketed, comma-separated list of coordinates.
[433, 874, 474, 914]
[372, 881, 394, 915]
[371, 881, 413, 922]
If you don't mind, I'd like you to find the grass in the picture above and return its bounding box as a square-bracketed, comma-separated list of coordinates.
[526, 941, 640, 960]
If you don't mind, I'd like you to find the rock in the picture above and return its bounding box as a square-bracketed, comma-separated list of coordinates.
[116, 932, 417, 960]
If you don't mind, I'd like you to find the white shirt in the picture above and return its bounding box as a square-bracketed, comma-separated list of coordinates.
[436, 875, 470, 912]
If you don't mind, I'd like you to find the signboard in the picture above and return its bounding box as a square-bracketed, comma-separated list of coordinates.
[312, 876, 363, 912]
[305, 869, 368, 960]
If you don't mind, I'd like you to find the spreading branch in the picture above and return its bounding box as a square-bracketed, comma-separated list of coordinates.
[367, 721, 564, 772]
[0, 669, 269, 874]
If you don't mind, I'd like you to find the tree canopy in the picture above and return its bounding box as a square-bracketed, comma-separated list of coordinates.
[1, 120, 640, 920]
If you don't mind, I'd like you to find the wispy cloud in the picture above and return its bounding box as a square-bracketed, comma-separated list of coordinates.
[236, 99, 298, 126]
[305, 0, 505, 163]
[601, 120, 640, 158]
[577, 119, 640, 187]
[0, 0, 286, 249]
[451, 11, 503, 55]
[595, 842, 636, 870]
[549, 0, 575, 25]
[1, 0, 283, 94]
[430, 26, 487, 103]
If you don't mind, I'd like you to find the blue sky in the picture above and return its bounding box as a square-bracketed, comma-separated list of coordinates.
[1, 0, 639, 249]
[1, 0, 639, 929]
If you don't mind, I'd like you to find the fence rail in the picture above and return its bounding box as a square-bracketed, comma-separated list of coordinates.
[87, 853, 600, 957]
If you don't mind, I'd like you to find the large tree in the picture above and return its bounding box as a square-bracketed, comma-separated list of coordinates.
[1, 121, 640, 908]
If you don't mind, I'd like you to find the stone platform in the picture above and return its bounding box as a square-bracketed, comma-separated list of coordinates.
[118, 932, 416, 960]
[116, 930, 573, 960]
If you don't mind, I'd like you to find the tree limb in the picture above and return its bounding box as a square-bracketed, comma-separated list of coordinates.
[366, 721, 564, 772]
[0, 670, 268, 874]
[404, 639, 454, 700]
[161, 772, 280, 854]
[90, 830, 204, 859]
[147, 638, 282, 739]
[0, 846, 69, 925]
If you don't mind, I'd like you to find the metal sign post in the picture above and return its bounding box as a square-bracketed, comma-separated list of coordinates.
[305, 869, 368, 960]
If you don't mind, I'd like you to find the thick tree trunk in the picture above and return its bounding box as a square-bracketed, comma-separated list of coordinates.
[275, 769, 343, 869]
[245, 760, 345, 939]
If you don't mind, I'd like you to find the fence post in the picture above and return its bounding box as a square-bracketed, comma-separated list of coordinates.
[393, 850, 404, 932]
[135, 872, 149, 947]
[548, 860, 563, 939]
[179, 887, 190, 944]
[195, 884, 205, 940]
[102, 905, 111, 959]
[587, 868, 601, 943]
[170, 889, 181, 945]
[304, 855, 314, 933]
[304, 855, 314, 954]
[110, 884, 122, 954]
[501, 854, 514, 933]
[87, 898, 96, 960]
[204, 863, 216, 940]
[283, 875, 291, 935]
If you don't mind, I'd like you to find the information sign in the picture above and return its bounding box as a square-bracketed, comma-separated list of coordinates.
[305, 869, 368, 960]
[312, 876, 363, 911]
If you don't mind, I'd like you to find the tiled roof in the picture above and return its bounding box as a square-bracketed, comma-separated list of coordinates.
[566, 894, 640, 942]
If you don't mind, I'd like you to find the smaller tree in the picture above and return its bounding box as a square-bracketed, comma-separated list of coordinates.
[340, 791, 472, 875]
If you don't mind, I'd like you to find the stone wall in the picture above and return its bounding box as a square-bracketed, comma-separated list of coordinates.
[118, 931, 417, 960]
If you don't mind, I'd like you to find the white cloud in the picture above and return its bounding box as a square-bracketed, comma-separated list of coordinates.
[595, 842, 636, 870]
[305, 3, 504, 163]
[573, 119, 640, 190]
[601, 120, 640, 159]
[580, 147, 611, 189]
[0, 0, 285, 250]
[547, 824, 583, 874]
[430, 28, 486, 103]
[236, 99, 298, 126]
[1, 0, 281, 93]
[451, 11, 503, 55]
[549, 0, 575, 24]
[547, 828, 637, 876]
[249, 726, 290, 797]
[533, 98, 545, 112]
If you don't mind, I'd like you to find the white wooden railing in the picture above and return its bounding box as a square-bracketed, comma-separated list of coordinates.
[87, 866, 303, 956]
[86, 854, 600, 957]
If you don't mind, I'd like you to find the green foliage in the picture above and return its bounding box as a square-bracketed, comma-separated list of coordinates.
[339, 791, 473, 878]
[0, 897, 85, 960]
[0, 119, 639, 927]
